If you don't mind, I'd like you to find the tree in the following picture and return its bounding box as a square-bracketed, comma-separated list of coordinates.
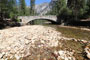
[50, 0, 70, 24]
[30, 0, 35, 15]
[0, 0, 8, 18]
[67, 0, 87, 20]
[8, 0, 18, 18]
[50, 0, 88, 24]
[85, 0, 90, 17]
[0, 0, 18, 18]
[19, 0, 26, 15]
[50, 0, 69, 15]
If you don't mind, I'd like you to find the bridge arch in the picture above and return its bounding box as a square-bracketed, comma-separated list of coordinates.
[27, 18, 57, 25]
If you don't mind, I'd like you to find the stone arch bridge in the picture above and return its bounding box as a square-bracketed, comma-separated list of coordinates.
[18, 15, 58, 24]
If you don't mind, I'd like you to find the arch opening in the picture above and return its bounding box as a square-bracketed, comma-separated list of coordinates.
[27, 18, 57, 25]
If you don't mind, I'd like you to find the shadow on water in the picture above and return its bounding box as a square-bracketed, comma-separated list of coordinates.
[67, 21, 90, 28]
[27, 19, 58, 25]
[68, 21, 90, 26]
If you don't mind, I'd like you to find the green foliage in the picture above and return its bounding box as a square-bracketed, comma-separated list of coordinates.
[84, 0, 90, 17]
[0, 0, 18, 18]
[50, 0, 67, 15]
[30, 0, 35, 15]
[16, 18, 21, 22]
[48, 0, 90, 22]
[19, 0, 26, 15]
[9, 12, 15, 18]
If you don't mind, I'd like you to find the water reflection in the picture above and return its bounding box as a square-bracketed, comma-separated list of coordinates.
[28, 19, 52, 25]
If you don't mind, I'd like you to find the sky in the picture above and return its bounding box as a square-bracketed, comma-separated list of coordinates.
[25, 0, 51, 6]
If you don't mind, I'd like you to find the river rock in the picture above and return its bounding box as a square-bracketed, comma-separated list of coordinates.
[0, 25, 62, 60]
[54, 50, 75, 60]
[85, 44, 90, 59]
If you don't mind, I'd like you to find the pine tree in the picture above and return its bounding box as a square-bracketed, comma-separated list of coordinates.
[0, 0, 7, 18]
[8, 0, 18, 17]
[0, 0, 19, 19]
[51, 0, 67, 15]
[19, 0, 26, 15]
[67, 0, 87, 20]
[86, 0, 90, 16]
[30, 0, 35, 15]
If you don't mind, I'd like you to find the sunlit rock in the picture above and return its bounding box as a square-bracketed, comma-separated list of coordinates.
[85, 44, 90, 59]
[0, 25, 61, 60]
[54, 50, 75, 60]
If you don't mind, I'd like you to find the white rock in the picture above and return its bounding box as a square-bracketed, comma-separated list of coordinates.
[57, 50, 75, 60]
[0, 25, 62, 59]
[85, 47, 90, 59]
[15, 54, 21, 60]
